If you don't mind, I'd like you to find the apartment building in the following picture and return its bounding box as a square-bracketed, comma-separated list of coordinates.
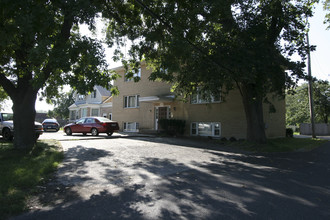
[111, 63, 286, 139]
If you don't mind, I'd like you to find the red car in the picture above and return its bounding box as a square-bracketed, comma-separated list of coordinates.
[64, 117, 119, 136]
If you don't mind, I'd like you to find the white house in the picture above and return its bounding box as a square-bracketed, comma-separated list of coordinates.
[68, 85, 112, 122]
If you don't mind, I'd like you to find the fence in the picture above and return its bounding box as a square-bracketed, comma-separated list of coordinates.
[300, 123, 330, 136]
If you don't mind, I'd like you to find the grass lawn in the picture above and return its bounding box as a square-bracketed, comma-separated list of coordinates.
[227, 137, 328, 153]
[0, 140, 63, 220]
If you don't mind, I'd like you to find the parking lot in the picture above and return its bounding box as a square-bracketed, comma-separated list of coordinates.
[39, 130, 133, 140]
[14, 131, 330, 219]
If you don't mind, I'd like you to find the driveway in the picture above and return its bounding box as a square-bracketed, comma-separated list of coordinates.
[13, 135, 330, 219]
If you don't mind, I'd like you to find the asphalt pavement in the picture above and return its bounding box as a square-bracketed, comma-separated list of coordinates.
[11, 133, 330, 220]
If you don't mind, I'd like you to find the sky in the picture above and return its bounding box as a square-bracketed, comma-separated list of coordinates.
[308, 2, 330, 82]
[2, 2, 330, 112]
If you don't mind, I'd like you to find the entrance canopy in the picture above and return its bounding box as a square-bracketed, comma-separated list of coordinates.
[139, 94, 175, 103]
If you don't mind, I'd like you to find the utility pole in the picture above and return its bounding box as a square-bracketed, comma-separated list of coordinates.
[306, 32, 316, 138]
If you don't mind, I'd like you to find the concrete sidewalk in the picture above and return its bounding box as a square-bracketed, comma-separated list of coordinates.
[294, 134, 330, 140]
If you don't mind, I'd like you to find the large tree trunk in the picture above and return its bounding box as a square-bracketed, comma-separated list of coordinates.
[240, 83, 267, 144]
[12, 88, 38, 150]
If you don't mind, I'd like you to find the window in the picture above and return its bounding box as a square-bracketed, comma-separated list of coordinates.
[91, 109, 99, 116]
[191, 122, 221, 137]
[70, 111, 76, 120]
[91, 90, 97, 99]
[191, 90, 221, 104]
[124, 122, 139, 132]
[76, 118, 85, 124]
[78, 95, 85, 101]
[124, 95, 140, 108]
[124, 68, 141, 82]
[85, 118, 96, 124]
[81, 108, 87, 117]
[1, 113, 13, 121]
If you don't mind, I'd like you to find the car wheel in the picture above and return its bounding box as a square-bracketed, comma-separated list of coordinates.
[107, 132, 113, 136]
[65, 127, 72, 135]
[91, 128, 99, 136]
[3, 128, 13, 141]
[83, 133, 87, 136]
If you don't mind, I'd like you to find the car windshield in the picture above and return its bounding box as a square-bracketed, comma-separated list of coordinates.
[97, 117, 112, 122]
[2, 113, 13, 121]
[43, 119, 57, 123]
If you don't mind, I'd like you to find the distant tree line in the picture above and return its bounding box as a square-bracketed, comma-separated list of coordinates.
[286, 80, 330, 126]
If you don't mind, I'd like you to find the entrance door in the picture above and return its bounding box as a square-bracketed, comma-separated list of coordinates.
[155, 106, 168, 130]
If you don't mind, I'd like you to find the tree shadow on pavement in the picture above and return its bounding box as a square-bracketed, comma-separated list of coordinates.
[12, 140, 330, 219]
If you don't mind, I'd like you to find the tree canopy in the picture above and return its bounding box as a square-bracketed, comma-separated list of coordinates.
[104, 0, 316, 143]
[323, 0, 330, 29]
[0, 86, 8, 110]
[0, 0, 118, 149]
[47, 90, 74, 120]
[286, 80, 330, 126]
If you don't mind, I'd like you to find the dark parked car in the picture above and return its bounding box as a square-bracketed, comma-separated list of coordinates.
[42, 118, 60, 132]
[64, 117, 119, 136]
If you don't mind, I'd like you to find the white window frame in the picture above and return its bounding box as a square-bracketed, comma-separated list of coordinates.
[191, 122, 221, 137]
[123, 122, 139, 132]
[124, 95, 140, 108]
[91, 108, 99, 116]
[81, 108, 88, 117]
[191, 90, 221, 104]
[91, 90, 97, 99]
[70, 110, 76, 120]
[124, 68, 141, 82]
[78, 94, 85, 101]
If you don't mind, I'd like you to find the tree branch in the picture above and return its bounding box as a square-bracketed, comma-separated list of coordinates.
[42, 11, 74, 82]
[0, 73, 16, 98]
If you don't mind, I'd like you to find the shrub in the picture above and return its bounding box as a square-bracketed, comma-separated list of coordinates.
[159, 119, 186, 136]
[229, 137, 237, 142]
[286, 128, 294, 138]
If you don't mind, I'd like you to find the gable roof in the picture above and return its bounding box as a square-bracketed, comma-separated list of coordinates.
[95, 85, 111, 97]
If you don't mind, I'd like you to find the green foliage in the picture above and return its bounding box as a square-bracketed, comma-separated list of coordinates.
[159, 119, 186, 136]
[324, 0, 330, 29]
[48, 90, 74, 120]
[105, 0, 316, 95]
[0, 140, 63, 219]
[0, 87, 8, 111]
[0, 0, 117, 96]
[286, 80, 330, 126]
[104, 0, 317, 143]
[0, 0, 122, 148]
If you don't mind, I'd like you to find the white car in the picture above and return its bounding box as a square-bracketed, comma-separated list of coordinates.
[0, 112, 43, 141]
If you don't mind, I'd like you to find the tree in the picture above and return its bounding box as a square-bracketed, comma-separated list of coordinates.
[313, 80, 330, 123]
[47, 90, 74, 120]
[286, 84, 311, 126]
[104, 0, 316, 143]
[286, 80, 330, 126]
[323, 0, 330, 29]
[0, 86, 9, 110]
[0, 1, 119, 149]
